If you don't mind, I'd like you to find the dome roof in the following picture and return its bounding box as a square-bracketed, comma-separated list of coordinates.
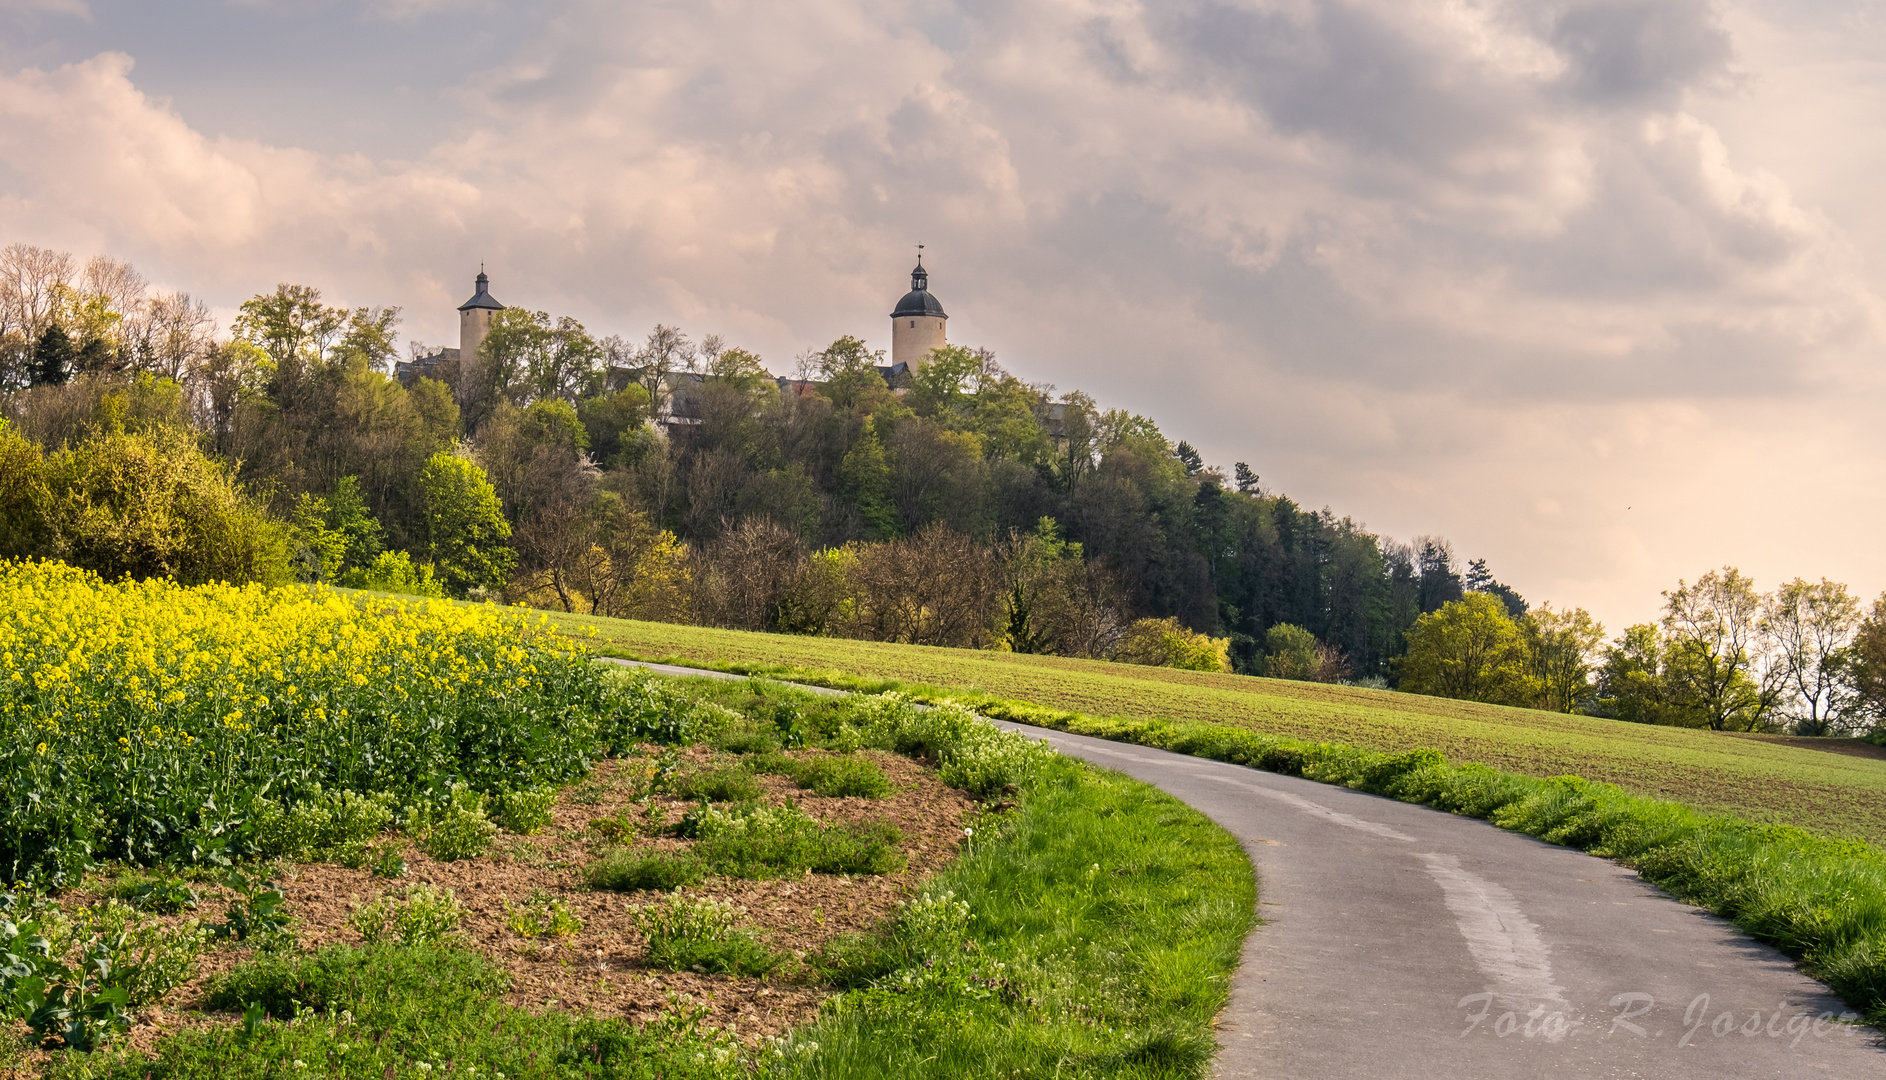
[458, 269, 504, 312]
[890, 262, 947, 319]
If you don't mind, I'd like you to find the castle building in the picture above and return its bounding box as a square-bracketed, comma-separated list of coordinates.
[458, 269, 504, 381]
[394, 269, 506, 387]
[890, 256, 947, 368]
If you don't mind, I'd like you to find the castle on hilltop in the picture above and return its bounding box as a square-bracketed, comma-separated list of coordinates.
[394, 269, 505, 387]
[397, 256, 950, 396]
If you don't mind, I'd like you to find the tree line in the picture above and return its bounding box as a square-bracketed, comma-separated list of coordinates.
[3, 243, 1879, 738]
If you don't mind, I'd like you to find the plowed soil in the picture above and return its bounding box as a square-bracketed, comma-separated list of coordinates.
[60, 746, 975, 1061]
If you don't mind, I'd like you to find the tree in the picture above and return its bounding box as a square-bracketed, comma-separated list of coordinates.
[1660, 568, 1781, 731]
[1261, 623, 1321, 680]
[1115, 617, 1232, 672]
[814, 335, 893, 412]
[1234, 462, 1260, 495]
[139, 292, 217, 382]
[1594, 624, 1674, 725]
[1465, 557, 1528, 618]
[330, 306, 403, 373]
[1415, 537, 1465, 614]
[840, 415, 897, 538]
[416, 452, 515, 597]
[623, 324, 697, 415]
[1763, 578, 1863, 735]
[475, 308, 602, 416]
[1523, 605, 1604, 713]
[30, 325, 72, 387]
[36, 423, 294, 586]
[1397, 593, 1532, 705]
[233, 284, 347, 369]
[1173, 441, 1205, 477]
[1842, 594, 1886, 732]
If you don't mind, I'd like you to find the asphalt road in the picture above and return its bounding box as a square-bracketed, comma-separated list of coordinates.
[608, 660, 1885, 1076]
[1006, 721, 1884, 1079]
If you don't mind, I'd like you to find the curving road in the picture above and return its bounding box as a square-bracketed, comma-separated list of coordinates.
[609, 661, 1883, 1076]
[1004, 720, 1883, 1079]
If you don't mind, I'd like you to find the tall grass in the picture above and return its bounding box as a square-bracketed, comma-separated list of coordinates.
[773, 757, 1255, 1079]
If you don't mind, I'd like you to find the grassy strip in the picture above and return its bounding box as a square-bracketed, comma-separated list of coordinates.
[628, 661, 1886, 1026]
[773, 756, 1254, 1079]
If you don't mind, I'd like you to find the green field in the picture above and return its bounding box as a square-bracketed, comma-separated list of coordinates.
[542, 611, 1886, 844]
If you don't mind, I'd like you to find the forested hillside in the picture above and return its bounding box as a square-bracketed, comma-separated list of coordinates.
[0, 247, 1513, 681]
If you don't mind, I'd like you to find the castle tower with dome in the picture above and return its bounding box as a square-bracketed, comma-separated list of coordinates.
[890, 252, 947, 368]
[458, 268, 504, 382]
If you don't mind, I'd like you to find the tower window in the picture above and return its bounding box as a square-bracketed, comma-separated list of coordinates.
[910, 320, 915, 328]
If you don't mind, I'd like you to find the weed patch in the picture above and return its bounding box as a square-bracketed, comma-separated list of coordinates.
[788, 755, 892, 799]
[685, 802, 905, 879]
[633, 895, 783, 977]
[583, 848, 707, 892]
[675, 766, 764, 803]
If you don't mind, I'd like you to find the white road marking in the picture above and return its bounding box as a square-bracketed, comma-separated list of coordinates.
[1203, 774, 1422, 842]
[1419, 852, 1576, 1039]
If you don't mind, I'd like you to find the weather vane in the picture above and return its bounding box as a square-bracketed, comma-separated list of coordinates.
[916, 243, 924, 265]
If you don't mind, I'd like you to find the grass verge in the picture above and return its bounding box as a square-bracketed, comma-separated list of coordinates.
[772, 755, 1254, 1078]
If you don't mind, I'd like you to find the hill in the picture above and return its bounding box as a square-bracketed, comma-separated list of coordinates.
[541, 609, 1886, 843]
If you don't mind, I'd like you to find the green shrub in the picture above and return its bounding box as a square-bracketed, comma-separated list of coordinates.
[0, 897, 211, 1050]
[31, 424, 295, 587]
[494, 785, 558, 834]
[347, 884, 465, 947]
[674, 766, 763, 803]
[855, 697, 1053, 798]
[183, 942, 736, 1080]
[337, 549, 444, 598]
[583, 848, 707, 892]
[687, 802, 904, 878]
[744, 750, 797, 776]
[790, 754, 891, 798]
[249, 786, 397, 866]
[412, 783, 497, 861]
[632, 894, 782, 976]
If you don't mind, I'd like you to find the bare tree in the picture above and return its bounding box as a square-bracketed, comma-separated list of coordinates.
[140, 292, 218, 381]
[1764, 578, 1863, 735]
[0, 244, 75, 341]
[689, 517, 806, 631]
[847, 524, 1002, 647]
[628, 325, 696, 416]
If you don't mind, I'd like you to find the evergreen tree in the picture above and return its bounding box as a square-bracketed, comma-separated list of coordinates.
[31, 326, 72, 387]
[1234, 462, 1260, 495]
[840, 415, 898, 539]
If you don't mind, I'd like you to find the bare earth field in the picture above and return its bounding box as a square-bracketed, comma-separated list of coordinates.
[539, 610, 1886, 843]
[36, 744, 972, 1075]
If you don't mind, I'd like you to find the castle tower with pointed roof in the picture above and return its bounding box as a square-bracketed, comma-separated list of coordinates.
[890, 254, 947, 368]
[458, 268, 504, 383]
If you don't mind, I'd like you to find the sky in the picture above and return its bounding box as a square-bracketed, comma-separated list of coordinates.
[2, 0, 1883, 634]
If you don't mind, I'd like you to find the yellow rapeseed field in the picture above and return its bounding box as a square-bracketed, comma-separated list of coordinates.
[0, 560, 627, 885]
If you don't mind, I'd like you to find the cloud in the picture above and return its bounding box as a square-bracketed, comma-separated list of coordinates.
[0, 0, 1882, 629]
[0, 0, 88, 15]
